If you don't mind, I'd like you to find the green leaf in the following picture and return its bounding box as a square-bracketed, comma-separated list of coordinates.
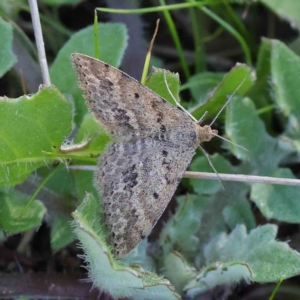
[0, 86, 73, 187]
[121, 239, 156, 271]
[271, 40, 300, 120]
[0, 189, 46, 234]
[225, 95, 300, 224]
[48, 113, 109, 202]
[185, 263, 250, 297]
[187, 157, 255, 260]
[222, 199, 255, 232]
[75, 113, 110, 154]
[235, 225, 300, 282]
[246, 38, 273, 128]
[61, 114, 110, 201]
[145, 68, 180, 105]
[159, 155, 255, 263]
[196, 184, 255, 254]
[51, 23, 128, 124]
[270, 40, 300, 146]
[159, 194, 207, 259]
[163, 252, 196, 294]
[185, 72, 224, 106]
[251, 169, 300, 223]
[72, 193, 180, 300]
[0, 17, 17, 78]
[51, 214, 74, 250]
[190, 154, 232, 195]
[38, 166, 76, 197]
[35, 167, 78, 250]
[72, 169, 98, 202]
[256, 38, 272, 82]
[190, 64, 254, 121]
[260, 0, 300, 29]
[225, 97, 287, 170]
[185, 225, 300, 296]
[289, 36, 300, 55]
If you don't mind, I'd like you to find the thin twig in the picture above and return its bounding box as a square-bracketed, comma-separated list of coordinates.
[68, 165, 97, 171]
[67, 165, 300, 187]
[185, 171, 300, 187]
[28, 0, 51, 86]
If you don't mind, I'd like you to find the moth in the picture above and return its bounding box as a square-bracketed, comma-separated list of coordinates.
[71, 53, 217, 258]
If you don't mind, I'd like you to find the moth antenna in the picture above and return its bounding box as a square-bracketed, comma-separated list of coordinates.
[198, 144, 225, 190]
[163, 71, 198, 123]
[209, 72, 250, 127]
[197, 111, 208, 125]
[210, 132, 248, 152]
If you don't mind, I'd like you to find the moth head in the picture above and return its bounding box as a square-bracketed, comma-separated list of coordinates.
[198, 125, 218, 143]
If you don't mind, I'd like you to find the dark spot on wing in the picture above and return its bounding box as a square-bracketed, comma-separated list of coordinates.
[153, 192, 159, 199]
[125, 123, 134, 129]
[135, 93, 139, 98]
[112, 107, 130, 123]
[101, 78, 114, 90]
[161, 125, 166, 132]
[162, 160, 171, 171]
[157, 112, 163, 123]
[190, 132, 197, 140]
[165, 177, 171, 184]
[122, 164, 138, 189]
[162, 150, 168, 157]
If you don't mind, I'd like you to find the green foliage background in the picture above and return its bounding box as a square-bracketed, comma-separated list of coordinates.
[1, 0, 300, 299]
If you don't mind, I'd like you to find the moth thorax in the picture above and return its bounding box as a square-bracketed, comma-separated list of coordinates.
[198, 125, 218, 143]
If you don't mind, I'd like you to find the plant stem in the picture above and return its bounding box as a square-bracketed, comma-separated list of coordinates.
[141, 19, 160, 84]
[185, 171, 300, 186]
[28, 0, 51, 85]
[96, 1, 221, 14]
[94, 9, 100, 59]
[269, 277, 284, 300]
[188, 3, 205, 72]
[67, 166, 300, 187]
[200, 6, 252, 66]
[158, 0, 190, 80]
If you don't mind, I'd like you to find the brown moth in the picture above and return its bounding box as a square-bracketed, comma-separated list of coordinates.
[71, 53, 217, 258]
